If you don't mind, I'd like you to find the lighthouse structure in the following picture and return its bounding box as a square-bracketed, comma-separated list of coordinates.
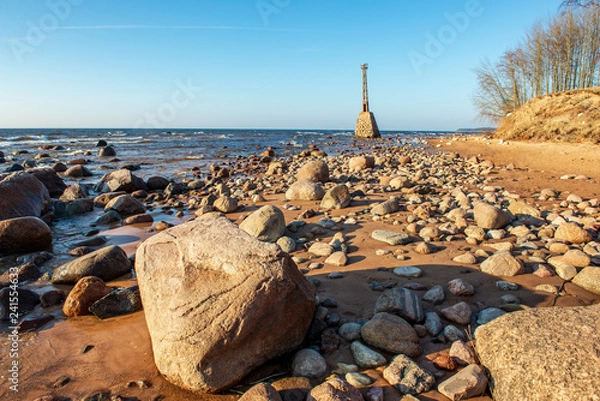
[354, 63, 381, 138]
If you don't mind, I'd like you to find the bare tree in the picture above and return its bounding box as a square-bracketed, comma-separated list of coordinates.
[562, 0, 600, 8]
[474, 7, 600, 122]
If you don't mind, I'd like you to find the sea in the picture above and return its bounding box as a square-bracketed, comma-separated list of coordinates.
[0, 128, 456, 180]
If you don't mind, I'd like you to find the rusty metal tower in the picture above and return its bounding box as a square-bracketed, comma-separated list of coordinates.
[355, 63, 380, 138]
[361, 63, 370, 112]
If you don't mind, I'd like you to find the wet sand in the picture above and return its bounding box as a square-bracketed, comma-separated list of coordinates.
[1, 136, 599, 401]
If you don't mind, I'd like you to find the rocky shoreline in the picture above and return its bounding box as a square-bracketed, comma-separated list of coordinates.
[1, 136, 599, 401]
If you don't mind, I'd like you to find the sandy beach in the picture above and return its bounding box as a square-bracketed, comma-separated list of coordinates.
[1, 135, 599, 401]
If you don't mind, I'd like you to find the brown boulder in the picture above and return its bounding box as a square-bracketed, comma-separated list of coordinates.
[296, 161, 329, 182]
[26, 168, 67, 198]
[0, 172, 51, 220]
[94, 168, 147, 193]
[62, 276, 111, 317]
[0, 216, 52, 254]
[135, 217, 316, 393]
[554, 222, 592, 244]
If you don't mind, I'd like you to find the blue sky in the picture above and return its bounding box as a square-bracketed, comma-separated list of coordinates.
[0, 0, 563, 130]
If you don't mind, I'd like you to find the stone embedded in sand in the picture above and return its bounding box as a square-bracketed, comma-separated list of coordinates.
[320, 185, 351, 210]
[476, 304, 600, 401]
[438, 364, 488, 401]
[473, 202, 514, 229]
[307, 378, 364, 401]
[422, 285, 445, 305]
[361, 312, 421, 357]
[374, 288, 424, 323]
[239, 205, 286, 243]
[291, 348, 328, 379]
[508, 201, 541, 218]
[480, 251, 524, 277]
[551, 260, 578, 281]
[104, 195, 146, 217]
[441, 302, 472, 325]
[350, 341, 387, 368]
[572, 267, 600, 294]
[325, 252, 348, 267]
[452, 252, 477, 264]
[339, 322, 362, 342]
[424, 312, 443, 336]
[62, 276, 111, 317]
[418, 226, 441, 241]
[389, 176, 410, 190]
[213, 196, 238, 213]
[285, 179, 325, 201]
[383, 354, 435, 395]
[557, 250, 591, 267]
[239, 383, 282, 401]
[554, 222, 592, 244]
[296, 160, 329, 182]
[52, 245, 131, 284]
[348, 155, 375, 171]
[0, 171, 51, 220]
[95, 168, 147, 193]
[370, 198, 399, 216]
[447, 279, 475, 296]
[0, 216, 52, 255]
[371, 230, 412, 246]
[393, 266, 422, 278]
[276, 236, 296, 253]
[449, 340, 478, 366]
[89, 286, 142, 319]
[135, 217, 316, 393]
[271, 377, 311, 401]
[476, 307, 506, 325]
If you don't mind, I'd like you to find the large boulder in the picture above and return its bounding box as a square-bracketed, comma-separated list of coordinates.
[480, 251, 524, 277]
[26, 168, 67, 198]
[0, 172, 51, 220]
[306, 378, 363, 401]
[95, 169, 147, 193]
[62, 276, 111, 317]
[0, 217, 52, 254]
[320, 185, 351, 210]
[374, 288, 424, 323]
[554, 222, 592, 244]
[476, 304, 600, 401]
[473, 202, 513, 229]
[239, 205, 286, 243]
[104, 195, 146, 217]
[572, 267, 600, 294]
[135, 217, 316, 393]
[361, 312, 421, 357]
[51, 245, 131, 284]
[285, 180, 325, 201]
[296, 161, 329, 182]
[348, 156, 375, 171]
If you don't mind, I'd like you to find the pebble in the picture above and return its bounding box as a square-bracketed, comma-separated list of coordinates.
[328, 272, 344, 279]
[345, 372, 374, 388]
[422, 285, 445, 305]
[393, 266, 422, 278]
[350, 341, 387, 369]
[447, 278, 475, 296]
[496, 281, 520, 291]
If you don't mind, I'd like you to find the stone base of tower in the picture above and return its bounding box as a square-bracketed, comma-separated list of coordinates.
[355, 112, 381, 138]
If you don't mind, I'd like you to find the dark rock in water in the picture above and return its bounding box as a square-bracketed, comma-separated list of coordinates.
[0, 157, 5, 164]
[0, 216, 52, 255]
[16, 313, 54, 332]
[52, 245, 131, 284]
[69, 246, 94, 257]
[29, 251, 53, 266]
[146, 176, 170, 191]
[0, 287, 40, 320]
[135, 216, 316, 393]
[51, 162, 68, 173]
[95, 168, 147, 193]
[89, 286, 142, 319]
[62, 276, 111, 317]
[73, 236, 107, 247]
[40, 289, 67, 307]
[104, 195, 145, 217]
[68, 158, 87, 165]
[22, 160, 37, 169]
[84, 229, 100, 237]
[0, 150, 4, 157]
[164, 182, 186, 196]
[60, 183, 89, 201]
[5, 163, 24, 172]
[98, 146, 116, 157]
[64, 165, 93, 178]
[53, 198, 94, 218]
[122, 213, 154, 225]
[96, 139, 108, 147]
[123, 164, 141, 171]
[0, 171, 50, 220]
[93, 191, 126, 208]
[95, 210, 122, 225]
[0, 262, 41, 283]
[26, 168, 67, 198]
